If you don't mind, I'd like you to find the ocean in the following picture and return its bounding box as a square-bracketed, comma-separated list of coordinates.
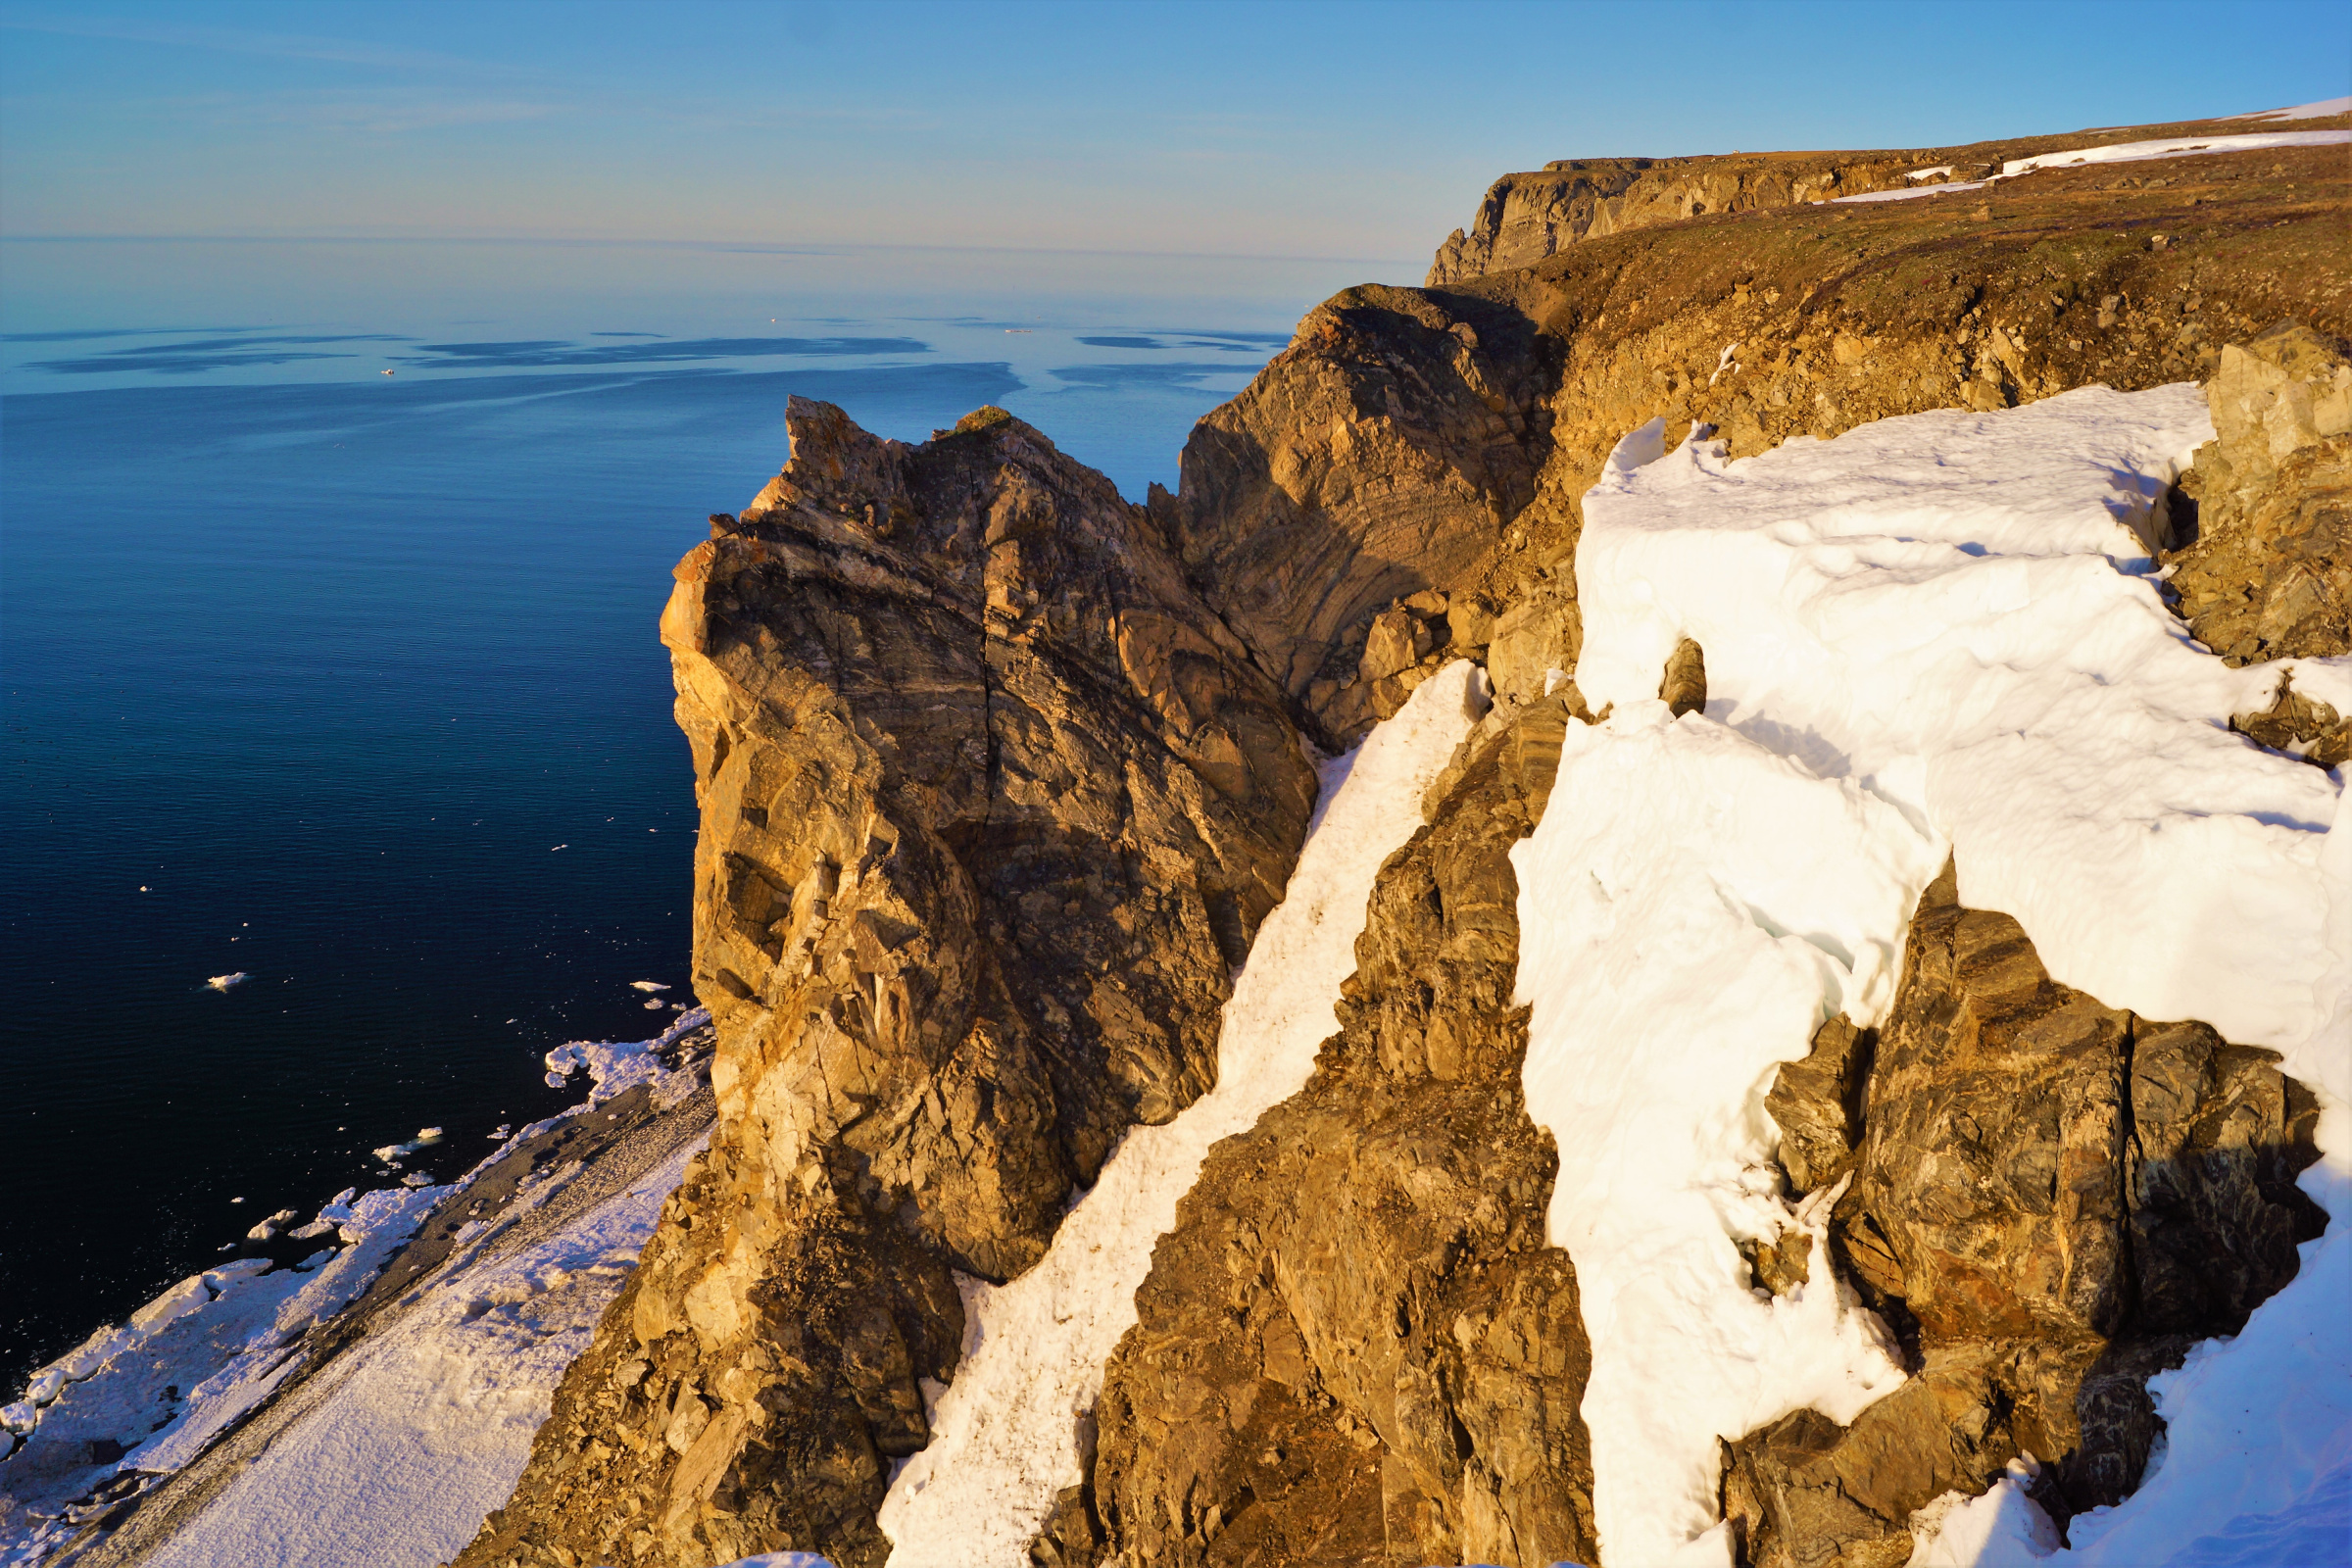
[0, 237, 1396, 1392]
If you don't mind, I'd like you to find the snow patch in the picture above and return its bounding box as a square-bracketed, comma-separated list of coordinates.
[2241, 95, 2352, 122]
[2, 1009, 713, 1565]
[877, 663, 1489, 1568]
[1561, 386, 2348, 1562]
[1837, 128, 2351, 203]
[1513, 701, 1932, 1564]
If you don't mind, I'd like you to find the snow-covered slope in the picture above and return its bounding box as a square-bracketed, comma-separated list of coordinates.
[0, 1015, 714, 1568]
[876, 662, 1487, 1567]
[1528, 386, 2347, 1564]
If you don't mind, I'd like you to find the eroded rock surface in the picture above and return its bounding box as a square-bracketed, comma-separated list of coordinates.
[1426, 107, 2352, 285]
[1161, 284, 1556, 744]
[2172, 320, 2352, 665]
[1176, 141, 2349, 749]
[1088, 699, 1597, 1568]
[459, 122, 2352, 1568]
[1727, 864, 2326, 1568]
[459, 400, 1316, 1568]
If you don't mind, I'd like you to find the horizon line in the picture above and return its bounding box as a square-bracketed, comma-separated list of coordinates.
[0, 233, 1429, 268]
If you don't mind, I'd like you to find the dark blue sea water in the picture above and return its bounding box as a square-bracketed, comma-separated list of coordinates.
[0, 239, 1373, 1391]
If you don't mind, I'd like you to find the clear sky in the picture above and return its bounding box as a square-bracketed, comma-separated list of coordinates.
[3, 0, 2347, 266]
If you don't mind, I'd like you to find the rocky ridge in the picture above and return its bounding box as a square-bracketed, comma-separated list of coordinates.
[462, 123, 2348, 1568]
[460, 402, 1314, 1568]
[1427, 105, 2352, 285]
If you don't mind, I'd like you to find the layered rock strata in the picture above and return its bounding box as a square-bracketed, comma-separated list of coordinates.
[1427, 106, 2352, 285]
[466, 131, 2348, 1568]
[460, 401, 1316, 1568]
[1089, 698, 1595, 1568]
[1725, 864, 2325, 1568]
[1177, 141, 2349, 746]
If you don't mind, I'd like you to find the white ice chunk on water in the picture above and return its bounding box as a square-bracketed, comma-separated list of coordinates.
[371, 1127, 445, 1163]
[628, 980, 669, 992]
[205, 972, 247, 992]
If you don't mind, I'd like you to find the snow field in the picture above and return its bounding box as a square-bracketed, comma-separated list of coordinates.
[877, 662, 1488, 1568]
[1832, 127, 2352, 203]
[143, 1132, 706, 1568]
[1551, 388, 2348, 1562]
[1512, 703, 1935, 1565]
[0, 1009, 713, 1568]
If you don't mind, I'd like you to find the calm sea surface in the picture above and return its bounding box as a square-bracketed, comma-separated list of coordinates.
[0, 238, 1399, 1390]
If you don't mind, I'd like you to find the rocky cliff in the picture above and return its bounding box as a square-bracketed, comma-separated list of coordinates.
[1427, 105, 2352, 285]
[462, 402, 1315, 1568]
[463, 122, 2349, 1568]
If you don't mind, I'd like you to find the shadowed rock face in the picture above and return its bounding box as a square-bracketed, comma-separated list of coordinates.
[1160, 284, 1557, 746]
[1173, 141, 2350, 752]
[459, 399, 1316, 1568]
[1087, 699, 1598, 1568]
[1726, 864, 2326, 1568]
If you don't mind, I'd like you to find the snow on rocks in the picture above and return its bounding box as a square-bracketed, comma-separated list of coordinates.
[1835, 127, 2352, 203]
[0, 1181, 444, 1555]
[1997, 128, 2352, 179]
[137, 1135, 704, 1568]
[1575, 387, 2337, 1055]
[1, 1008, 715, 1566]
[542, 1012, 698, 1102]
[1512, 699, 1934, 1565]
[876, 662, 1488, 1568]
[1556, 386, 2348, 1560]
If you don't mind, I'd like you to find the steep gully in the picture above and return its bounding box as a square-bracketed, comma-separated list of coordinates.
[460, 125, 2348, 1568]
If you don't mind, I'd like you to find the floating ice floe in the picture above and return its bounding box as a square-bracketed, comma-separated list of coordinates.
[203, 973, 247, 993]
[369, 1127, 444, 1164]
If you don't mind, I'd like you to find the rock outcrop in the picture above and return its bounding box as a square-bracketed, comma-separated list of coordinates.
[1179, 137, 2350, 747]
[465, 123, 2349, 1568]
[2166, 319, 2352, 765]
[1158, 283, 1556, 744]
[1091, 697, 1595, 1568]
[1724, 864, 2326, 1568]
[460, 401, 1316, 1568]
[1427, 106, 2352, 285]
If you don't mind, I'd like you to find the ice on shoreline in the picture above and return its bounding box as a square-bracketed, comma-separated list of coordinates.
[0, 1008, 713, 1567]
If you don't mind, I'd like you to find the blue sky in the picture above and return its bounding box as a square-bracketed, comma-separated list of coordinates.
[2, 0, 2346, 261]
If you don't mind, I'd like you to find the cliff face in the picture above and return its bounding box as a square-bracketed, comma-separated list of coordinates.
[463, 402, 1314, 1568]
[1092, 698, 1593, 1568]
[1427, 106, 2352, 285]
[466, 128, 2349, 1568]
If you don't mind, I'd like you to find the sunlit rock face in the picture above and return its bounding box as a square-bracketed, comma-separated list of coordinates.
[460, 399, 1314, 1568]
[458, 121, 2350, 1568]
